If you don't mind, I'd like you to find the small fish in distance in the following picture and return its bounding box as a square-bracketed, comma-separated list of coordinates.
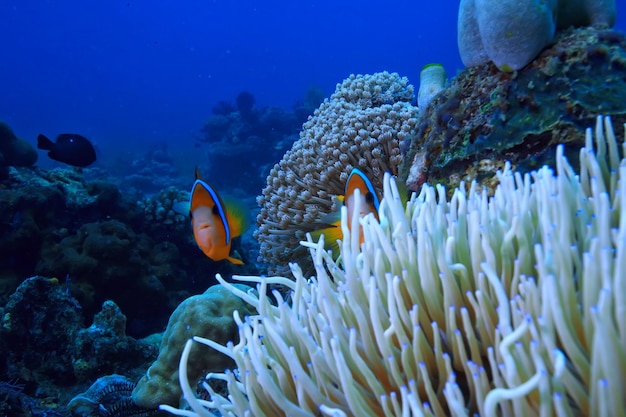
[37, 133, 97, 167]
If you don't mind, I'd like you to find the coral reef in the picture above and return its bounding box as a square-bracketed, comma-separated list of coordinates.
[0, 379, 67, 417]
[0, 166, 130, 295]
[72, 300, 159, 383]
[197, 91, 321, 196]
[458, 0, 616, 71]
[0, 276, 84, 385]
[0, 276, 158, 416]
[0, 121, 38, 172]
[401, 27, 626, 194]
[136, 186, 190, 236]
[116, 143, 188, 197]
[34, 217, 180, 336]
[255, 71, 419, 275]
[0, 165, 257, 339]
[0, 155, 260, 412]
[68, 374, 156, 417]
[235, 91, 256, 119]
[132, 283, 256, 409]
[166, 116, 626, 416]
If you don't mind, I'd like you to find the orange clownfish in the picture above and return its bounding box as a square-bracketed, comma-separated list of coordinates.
[312, 167, 380, 253]
[343, 167, 381, 226]
[174, 168, 250, 264]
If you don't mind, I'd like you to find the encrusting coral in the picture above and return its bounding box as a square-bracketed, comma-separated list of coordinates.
[255, 71, 419, 275]
[162, 116, 626, 416]
[401, 26, 626, 196]
[131, 283, 256, 409]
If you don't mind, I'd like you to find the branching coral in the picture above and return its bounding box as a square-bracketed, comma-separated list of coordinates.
[256, 71, 419, 276]
[163, 116, 626, 416]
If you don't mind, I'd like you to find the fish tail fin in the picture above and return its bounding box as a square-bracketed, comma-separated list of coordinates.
[226, 255, 244, 265]
[223, 196, 251, 237]
[37, 134, 54, 150]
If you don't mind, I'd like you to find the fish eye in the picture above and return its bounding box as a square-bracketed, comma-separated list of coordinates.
[365, 192, 375, 204]
[212, 205, 220, 215]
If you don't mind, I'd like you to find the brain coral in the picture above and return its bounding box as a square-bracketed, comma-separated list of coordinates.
[255, 71, 419, 275]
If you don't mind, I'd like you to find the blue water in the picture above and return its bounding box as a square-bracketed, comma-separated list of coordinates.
[1, 1, 625, 172]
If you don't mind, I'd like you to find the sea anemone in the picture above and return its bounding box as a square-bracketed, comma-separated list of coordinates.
[163, 116, 626, 416]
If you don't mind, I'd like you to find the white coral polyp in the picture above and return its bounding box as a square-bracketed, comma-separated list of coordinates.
[163, 116, 626, 417]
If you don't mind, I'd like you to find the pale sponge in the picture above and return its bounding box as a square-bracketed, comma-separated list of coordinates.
[458, 0, 556, 71]
[417, 64, 447, 111]
[458, 0, 617, 71]
[474, 0, 556, 71]
[131, 283, 255, 409]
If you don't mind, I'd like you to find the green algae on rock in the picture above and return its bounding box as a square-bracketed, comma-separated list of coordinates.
[400, 27, 626, 194]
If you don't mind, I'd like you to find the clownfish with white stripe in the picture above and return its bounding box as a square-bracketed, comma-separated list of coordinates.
[174, 168, 250, 264]
[311, 167, 380, 253]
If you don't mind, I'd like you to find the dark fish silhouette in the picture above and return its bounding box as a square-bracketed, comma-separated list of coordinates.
[37, 133, 96, 167]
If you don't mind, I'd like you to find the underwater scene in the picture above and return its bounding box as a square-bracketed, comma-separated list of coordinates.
[1, 1, 626, 416]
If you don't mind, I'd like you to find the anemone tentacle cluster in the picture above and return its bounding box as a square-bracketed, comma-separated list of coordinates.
[164, 116, 626, 416]
[255, 71, 419, 275]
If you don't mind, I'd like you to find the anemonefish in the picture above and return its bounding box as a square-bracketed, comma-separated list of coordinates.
[343, 167, 381, 226]
[174, 168, 250, 264]
[312, 167, 380, 253]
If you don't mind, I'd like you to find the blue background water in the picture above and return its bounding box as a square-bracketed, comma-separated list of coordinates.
[1, 0, 625, 171]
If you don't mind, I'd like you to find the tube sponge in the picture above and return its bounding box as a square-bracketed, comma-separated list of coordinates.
[458, 0, 617, 71]
[475, 0, 556, 71]
[457, 0, 489, 67]
[459, 0, 557, 71]
[584, 0, 617, 27]
[417, 63, 447, 111]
